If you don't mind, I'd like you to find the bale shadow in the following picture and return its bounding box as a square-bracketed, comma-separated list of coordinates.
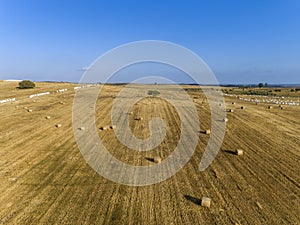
[223, 149, 236, 155]
[184, 195, 201, 205]
[145, 157, 154, 162]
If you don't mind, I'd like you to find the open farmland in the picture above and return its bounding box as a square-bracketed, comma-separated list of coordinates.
[0, 81, 299, 224]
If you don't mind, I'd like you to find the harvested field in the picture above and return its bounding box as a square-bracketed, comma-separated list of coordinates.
[0, 82, 299, 224]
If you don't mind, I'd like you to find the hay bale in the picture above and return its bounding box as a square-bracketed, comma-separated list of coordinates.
[229, 109, 234, 112]
[56, 124, 62, 128]
[23, 106, 28, 109]
[79, 127, 85, 131]
[222, 118, 228, 122]
[280, 107, 284, 110]
[204, 129, 211, 134]
[153, 156, 162, 163]
[8, 177, 18, 182]
[241, 106, 245, 109]
[235, 149, 243, 156]
[268, 106, 273, 109]
[232, 102, 236, 105]
[59, 101, 65, 105]
[45, 116, 51, 119]
[100, 126, 108, 130]
[110, 125, 116, 129]
[201, 197, 211, 208]
[27, 109, 32, 112]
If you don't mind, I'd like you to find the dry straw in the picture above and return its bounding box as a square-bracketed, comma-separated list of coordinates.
[235, 149, 244, 156]
[100, 126, 109, 130]
[201, 197, 211, 208]
[153, 156, 162, 163]
[222, 118, 228, 122]
[205, 129, 211, 134]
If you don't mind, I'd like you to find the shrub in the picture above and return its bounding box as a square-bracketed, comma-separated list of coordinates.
[148, 90, 160, 96]
[19, 80, 35, 89]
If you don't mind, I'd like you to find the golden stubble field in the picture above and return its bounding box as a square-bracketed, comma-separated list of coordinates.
[0, 81, 299, 224]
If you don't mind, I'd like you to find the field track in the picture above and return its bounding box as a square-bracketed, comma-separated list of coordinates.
[0, 81, 299, 224]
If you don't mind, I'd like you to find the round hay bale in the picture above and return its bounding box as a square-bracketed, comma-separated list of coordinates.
[205, 129, 211, 134]
[241, 106, 245, 109]
[235, 149, 243, 156]
[229, 109, 234, 112]
[59, 101, 65, 105]
[280, 107, 284, 110]
[153, 156, 162, 163]
[79, 127, 85, 131]
[232, 102, 236, 105]
[45, 116, 51, 119]
[27, 109, 32, 112]
[56, 124, 62, 128]
[222, 118, 228, 122]
[201, 197, 211, 208]
[268, 106, 273, 109]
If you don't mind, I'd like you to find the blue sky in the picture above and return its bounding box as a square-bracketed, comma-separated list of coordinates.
[0, 0, 299, 84]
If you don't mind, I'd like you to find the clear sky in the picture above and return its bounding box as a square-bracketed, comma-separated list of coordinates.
[0, 0, 299, 84]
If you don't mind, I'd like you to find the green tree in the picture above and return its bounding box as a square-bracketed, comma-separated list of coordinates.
[258, 83, 264, 88]
[18, 80, 35, 89]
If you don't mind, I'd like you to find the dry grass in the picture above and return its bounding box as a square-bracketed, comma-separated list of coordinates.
[0, 82, 299, 224]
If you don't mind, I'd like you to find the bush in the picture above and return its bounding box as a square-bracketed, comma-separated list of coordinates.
[19, 80, 35, 89]
[148, 90, 160, 96]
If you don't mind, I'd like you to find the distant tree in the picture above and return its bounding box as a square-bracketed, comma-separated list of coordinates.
[264, 82, 268, 87]
[258, 83, 264, 88]
[18, 80, 35, 89]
